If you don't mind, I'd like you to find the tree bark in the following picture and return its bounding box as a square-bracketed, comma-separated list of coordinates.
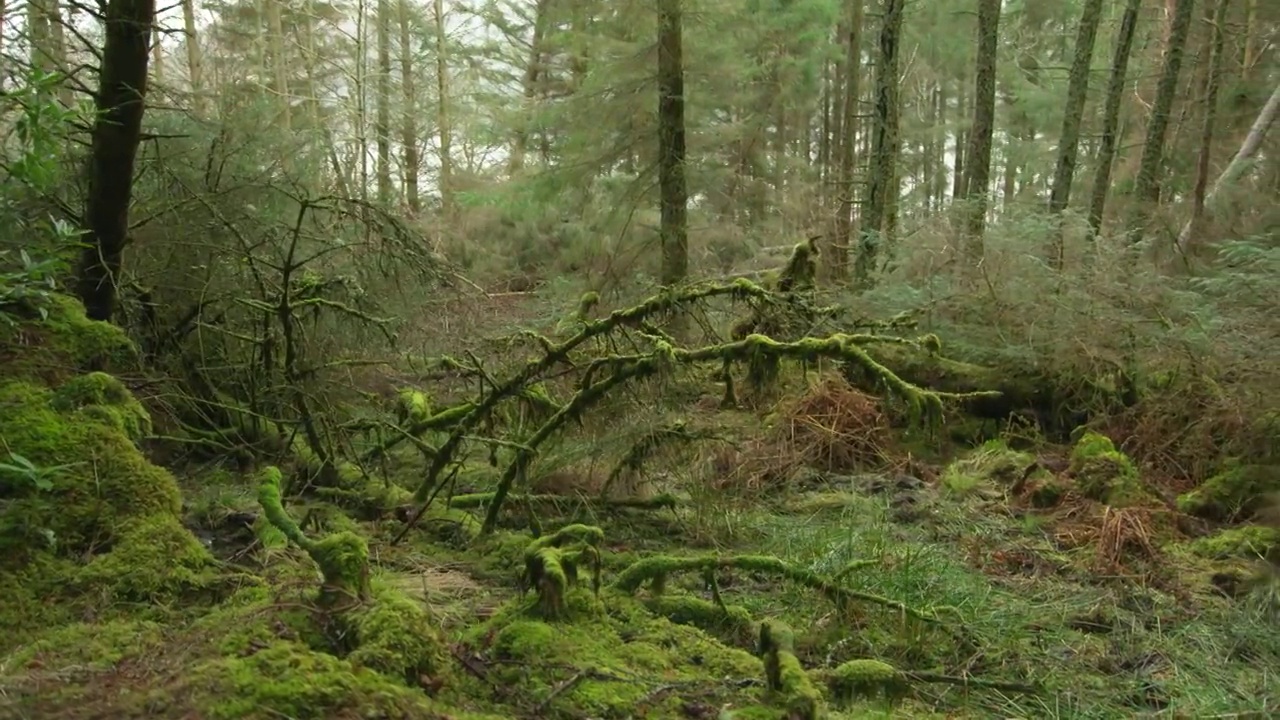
[1176, 80, 1280, 252]
[181, 0, 204, 114]
[960, 0, 1001, 259]
[375, 0, 393, 203]
[855, 0, 902, 284]
[1047, 0, 1105, 268]
[657, 0, 688, 286]
[1086, 0, 1142, 241]
[434, 0, 453, 213]
[399, 0, 420, 213]
[1125, 0, 1195, 248]
[75, 0, 155, 322]
[1177, 0, 1230, 252]
[831, 0, 862, 281]
[509, 0, 551, 175]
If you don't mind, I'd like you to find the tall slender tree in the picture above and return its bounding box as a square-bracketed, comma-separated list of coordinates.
[1126, 0, 1196, 248]
[1087, 0, 1143, 241]
[960, 0, 1001, 259]
[856, 0, 903, 283]
[1047, 0, 1105, 268]
[76, 0, 156, 321]
[657, 0, 688, 286]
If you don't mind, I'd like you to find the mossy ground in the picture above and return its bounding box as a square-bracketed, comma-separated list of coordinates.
[3, 296, 1278, 719]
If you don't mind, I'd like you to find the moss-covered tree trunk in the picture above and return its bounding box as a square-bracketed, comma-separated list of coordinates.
[657, 0, 688, 286]
[1124, 0, 1195, 249]
[1086, 0, 1142, 243]
[75, 0, 155, 322]
[1047, 0, 1105, 268]
[855, 0, 902, 286]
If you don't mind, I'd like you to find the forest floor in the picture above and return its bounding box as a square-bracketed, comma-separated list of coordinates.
[1, 289, 1277, 720]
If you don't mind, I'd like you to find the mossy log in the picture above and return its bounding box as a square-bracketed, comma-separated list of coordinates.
[612, 554, 938, 622]
[758, 620, 822, 720]
[848, 344, 1137, 436]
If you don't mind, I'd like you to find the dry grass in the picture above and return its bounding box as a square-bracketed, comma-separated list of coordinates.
[713, 375, 893, 494]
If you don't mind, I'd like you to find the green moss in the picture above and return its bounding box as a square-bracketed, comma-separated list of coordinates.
[941, 439, 1035, 494]
[347, 580, 450, 686]
[642, 594, 755, 646]
[4, 618, 164, 671]
[75, 513, 217, 604]
[1177, 460, 1278, 521]
[758, 620, 821, 720]
[395, 389, 433, 424]
[50, 371, 152, 442]
[828, 658, 909, 704]
[1069, 432, 1151, 507]
[1186, 525, 1280, 560]
[0, 379, 183, 561]
[0, 294, 138, 383]
[191, 641, 450, 720]
[477, 590, 763, 718]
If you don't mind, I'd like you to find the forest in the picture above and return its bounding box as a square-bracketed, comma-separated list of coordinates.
[0, 0, 1277, 717]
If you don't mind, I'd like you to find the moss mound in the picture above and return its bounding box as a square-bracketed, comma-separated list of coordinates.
[470, 587, 769, 718]
[1068, 432, 1151, 506]
[0, 295, 215, 627]
[1177, 460, 1278, 522]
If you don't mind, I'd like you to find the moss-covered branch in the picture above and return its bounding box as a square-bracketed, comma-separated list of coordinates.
[600, 421, 718, 499]
[758, 620, 822, 720]
[462, 333, 995, 537]
[257, 465, 369, 606]
[611, 553, 941, 622]
[522, 524, 605, 617]
[405, 281, 778, 518]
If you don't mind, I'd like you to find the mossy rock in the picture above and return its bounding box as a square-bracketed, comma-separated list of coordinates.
[642, 594, 756, 647]
[0, 296, 216, 624]
[74, 513, 218, 604]
[1068, 432, 1151, 507]
[187, 641, 465, 720]
[1176, 460, 1278, 522]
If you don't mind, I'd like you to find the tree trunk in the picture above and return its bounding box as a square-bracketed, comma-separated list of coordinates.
[657, 0, 688, 286]
[375, 0, 393, 203]
[856, 0, 902, 284]
[1177, 0, 1229, 252]
[1125, 0, 1195, 248]
[75, 0, 155, 322]
[509, 0, 551, 175]
[181, 0, 204, 115]
[1047, 0, 1105, 267]
[952, 67, 967, 200]
[1086, 0, 1142, 241]
[399, 0, 420, 213]
[1176, 80, 1280, 252]
[1240, 0, 1257, 79]
[961, 0, 1001, 258]
[266, 0, 291, 133]
[433, 0, 453, 213]
[831, 0, 863, 281]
